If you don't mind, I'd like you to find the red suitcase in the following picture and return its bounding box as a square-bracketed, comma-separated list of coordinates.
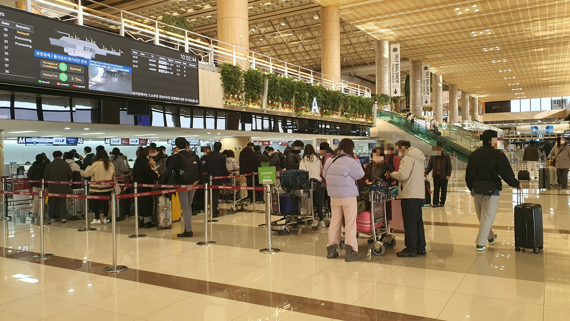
[356, 210, 384, 234]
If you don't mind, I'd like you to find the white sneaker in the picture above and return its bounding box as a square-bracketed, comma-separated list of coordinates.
[102, 218, 108, 224]
[311, 220, 319, 228]
[91, 219, 101, 224]
[319, 220, 327, 228]
[61, 219, 66, 223]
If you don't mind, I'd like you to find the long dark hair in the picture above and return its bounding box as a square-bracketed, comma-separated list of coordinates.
[332, 138, 355, 158]
[303, 144, 318, 161]
[137, 147, 150, 160]
[320, 142, 333, 154]
[95, 150, 111, 171]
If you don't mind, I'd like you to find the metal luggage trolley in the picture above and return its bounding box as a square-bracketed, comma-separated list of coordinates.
[228, 172, 251, 214]
[339, 186, 397, 256]
[270, 181, 317, 234]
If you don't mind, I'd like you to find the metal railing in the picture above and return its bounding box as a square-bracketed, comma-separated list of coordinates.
[23, 0, 371, 98]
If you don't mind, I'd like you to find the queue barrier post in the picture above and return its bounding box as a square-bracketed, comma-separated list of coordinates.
[197, 183, 215, 247]
[252, 173, 257, 212]
[102, 192, 128, 273]
[1, 178, 6, 220]
[78, 180, 96, 232]
[32, 190, 54, 261]
[208, 176, 218, 223]
[260, 184, 280, 254]
[129, 182, 146, 239]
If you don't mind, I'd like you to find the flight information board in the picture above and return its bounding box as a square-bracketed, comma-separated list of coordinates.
[0, 5, 199, 104]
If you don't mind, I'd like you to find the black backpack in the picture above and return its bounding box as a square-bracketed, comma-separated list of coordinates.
[278, 152, 286, 170]
[175, 152, 201, 185]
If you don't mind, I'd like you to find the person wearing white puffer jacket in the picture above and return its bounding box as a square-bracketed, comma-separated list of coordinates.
[299, 144, 326, 228]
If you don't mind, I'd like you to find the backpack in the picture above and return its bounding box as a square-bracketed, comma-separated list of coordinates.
[278, 152, 286, 170]
[280, 169, 310, 192]
[175, 152, 201, 185]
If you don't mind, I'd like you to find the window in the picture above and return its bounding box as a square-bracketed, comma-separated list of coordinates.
[530, 98, 540, 111]
[520, 99, 530, 112]
[193, 108, 204, 129]
[165, 106, 179, 127]
[180, 107, 191, 128]
[216, 111, 226, 130]
[14, 93, 38, 120]
[541, 98, 551, 111]
[564, 97, 570, 109]
[205, 110, 215, 129]
[73, 98, 99, 123]
[0, 91, 10, 119]
[42, 96, 71, 122]
[552, 98, 563, 109]
[151, 105, 165, 127]
[510, 100, 520, 113]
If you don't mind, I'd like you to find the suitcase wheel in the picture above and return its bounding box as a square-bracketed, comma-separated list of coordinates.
[533, 247, 540, 254]
[372, 245, 386, 256]
[169, 225, 173, 229]
[515, 247, 521, 252]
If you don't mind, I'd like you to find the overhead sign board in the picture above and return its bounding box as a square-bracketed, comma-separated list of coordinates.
[18, 137, 83, 146]
[390, 44, 401, 97]
[421, 64, 431, 106]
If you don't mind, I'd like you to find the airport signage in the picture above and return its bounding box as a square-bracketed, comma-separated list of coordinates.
[104, 138, 152, 145]
[0, 5, 199, 105]
[421, 64, 431, 106]
[253, 141, 271, 146]
[17, 137, 83, 146]
[390, 44, 400, 97]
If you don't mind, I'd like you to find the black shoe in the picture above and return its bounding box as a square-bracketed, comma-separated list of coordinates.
[144, 222, 156, 229]
[432, 204, 439, 208]
[417, 249, 427, 255]
[116, 217, 125, 222]
[396, 249, 418, 257]
[138, 220, 145, 228]
[177, 231, 193, 238]
[213, 213, 219, 218]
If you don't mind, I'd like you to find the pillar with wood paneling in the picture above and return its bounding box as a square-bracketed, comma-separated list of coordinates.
[376, 40, 390, 97]
[217, 0, 249, 66]
[462, 91, 470, 121]
[449, 84, 458, 123]
[471, 96, 479, 121]
[321, 6, 341, 83]
[410, 61, 422, 117]
[433, 73, 443, 123]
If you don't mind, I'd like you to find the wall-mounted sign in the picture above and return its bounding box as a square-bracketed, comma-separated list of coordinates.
[545, 125, 554, 134]
[253, 141, 271, 146]
[421, 64, 431, 106]
[530, 126, 539, 135]
[18, 137, 83, 146]
[234, 146, 242, 152]
[311, 97, 319, 113]
[105, 138, 151, 145]
[390, 44, 400, 97]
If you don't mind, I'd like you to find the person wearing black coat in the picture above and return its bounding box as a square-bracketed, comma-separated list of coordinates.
[43, 151, 72, 222]
[425, 142, 452, 207]
[204, 142, 229, 217]
[133, 147, 159, 228]
[81, 147, 95, 170]
[27, 154, 46, 219]
[239, 142, 261, 202]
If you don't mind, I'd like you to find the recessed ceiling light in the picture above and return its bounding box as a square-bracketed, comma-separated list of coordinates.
[280, 22, 286, 26]
[465, 8, 469, 11]
[8, 131, 36, 133]
[217, 133, 221, 135]
[64, 127, 70, 130]
[135, 134, 158, 136]
[207, 133, 211, 135]
[458, 12, 462, 14]
[313, 15, 319, 19]
[259, 38, 263, 41]
[475, 9, 479, 12]
[455, 8, 459, 10]
[473, 5, 477, 7]
[84, 128, 89, 130]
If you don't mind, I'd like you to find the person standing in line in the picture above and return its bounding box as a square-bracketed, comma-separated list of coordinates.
[425, 142, 452, 207]
[223, 150, 240, 173]
[110, 148, 130, 176]
[548, 136, 570, 189]
[204, 142, 229, 218]
[523, 141, 540, 179]
[466, 130, 521, 251]
[267, 147, 282, 171]
[286, 140, 304, 170]
[254, 145, 270, 164]
[81, 150, 116, 224]
[27, 154, 46, 223]
[80, 147, 94, 170]
[300, 144, 325, 229]
[263, 146, 271, 159]
[133, 147, 159, 228]
[162, 138, 203, 237]
[323, 138, 365, 262]
[239, 142, 261, 203]
[385, 140, 427, 257]
[43, 151, 73, 223]
[384, 143, 401, 172]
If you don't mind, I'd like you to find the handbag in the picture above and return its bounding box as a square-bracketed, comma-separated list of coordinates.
[472, 179, 496, 195]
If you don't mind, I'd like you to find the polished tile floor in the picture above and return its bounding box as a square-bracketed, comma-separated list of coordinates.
[1, 176, 570, 320]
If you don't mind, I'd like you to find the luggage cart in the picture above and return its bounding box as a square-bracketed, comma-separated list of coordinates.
[229, 174, 251, 214]
[339, 187, 396, 256]
[270, 181, 316, 234]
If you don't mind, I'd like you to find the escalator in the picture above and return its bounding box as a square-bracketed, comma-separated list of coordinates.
[377, 111, 475, 163]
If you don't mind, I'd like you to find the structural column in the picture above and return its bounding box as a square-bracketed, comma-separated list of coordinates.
[376, 40, 390, 97]
[471, 96, 479, 121]
[410, 61, 422, 117]
[321, 6, 341, 83]
[217, 0, 249, 65]
[449, 84, 458, 123]
[461, 91, 470, 121]
[432, 73, 443, 123]
[0, 130, 3, 179]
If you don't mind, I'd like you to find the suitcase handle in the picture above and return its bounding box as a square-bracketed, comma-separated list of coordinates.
[517, 189, 523, 205]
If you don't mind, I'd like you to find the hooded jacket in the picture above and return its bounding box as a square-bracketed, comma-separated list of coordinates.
[323, 152, 365, 198]
[300, 155, 323, 181]
[466, 145, 519, 192]
[548, 144, 570, 169]
[110, 154, 130, 175]
[523, 144, 539, 162]
[81, 161, 116, 193]
[27, 160, 46, 188]
[226, 157, 240, 172]
[390, 147, 426, 199]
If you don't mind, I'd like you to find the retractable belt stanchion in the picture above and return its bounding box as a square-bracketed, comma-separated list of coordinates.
[252, 174, 257, 212]
[129, 182, 146, 239]
[258, 173, 268, 228]
[78, 180, 96, 232]
[32, 190, 54, 261]
[260, 184, 280, 254]
[102, 192, 127, 273]
[1, 178, 5, 220]
[208, 176, 218, 223]
[197, 183, 215, 246]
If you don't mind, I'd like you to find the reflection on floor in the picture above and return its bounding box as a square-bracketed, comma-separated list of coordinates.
[1, 177, 570, 320]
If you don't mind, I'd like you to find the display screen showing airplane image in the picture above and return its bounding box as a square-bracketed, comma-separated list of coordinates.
[0, 5, 199, 104]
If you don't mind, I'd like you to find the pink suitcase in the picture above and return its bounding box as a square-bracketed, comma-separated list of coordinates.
[356, 210, 384, 234]
[390, 199, 405, 232]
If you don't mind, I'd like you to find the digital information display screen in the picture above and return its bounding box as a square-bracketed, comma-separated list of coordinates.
[0, 5, 199, 104]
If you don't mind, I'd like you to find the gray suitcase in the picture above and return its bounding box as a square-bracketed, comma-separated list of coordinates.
[156, 195, 173, 230]
[66, 189, 85, 219]
[298, 190, 313, 216]
[538, 168, 549, 189]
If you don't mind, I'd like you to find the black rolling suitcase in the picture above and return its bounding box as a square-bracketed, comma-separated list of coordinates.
[538, 168, 549, 189]
[518, 170, 530, 181]
[424, 180, 432, 207]
[514, 191, 543, 254]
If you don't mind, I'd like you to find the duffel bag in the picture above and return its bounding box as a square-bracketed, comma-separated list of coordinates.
[280, 169, 310, 192]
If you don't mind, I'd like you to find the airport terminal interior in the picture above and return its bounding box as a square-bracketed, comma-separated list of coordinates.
[1, 0, 570, 320]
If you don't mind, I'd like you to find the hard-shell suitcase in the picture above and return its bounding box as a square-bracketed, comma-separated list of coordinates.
[157, 195, 173, 230]
[538, 168, 549, 189]
[518, 170, 530, 181]
[390, 199, 405, 232]
[424, 180, 431, 206]
[549, 166, 558, 187]
[66, 188, 85, 220]
[514, 192, 543, 254]
[171, 193, 182, 222]
[279, 194, 298, 215]
[299, 190, 313, 216]
[356, 210, 383, 234]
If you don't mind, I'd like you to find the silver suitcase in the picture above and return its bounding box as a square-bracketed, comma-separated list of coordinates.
[157, 195, 173, 230]
[67, 188, 85, 219]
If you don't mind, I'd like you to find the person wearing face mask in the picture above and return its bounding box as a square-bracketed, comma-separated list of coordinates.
[425, 142, 452, 207]
[133, 147, 159, 228]
[466, 130, 521, 251]
[548, 136, 570, 189]
[300, 144, 325, 228]
[364, 147, 393, 185]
